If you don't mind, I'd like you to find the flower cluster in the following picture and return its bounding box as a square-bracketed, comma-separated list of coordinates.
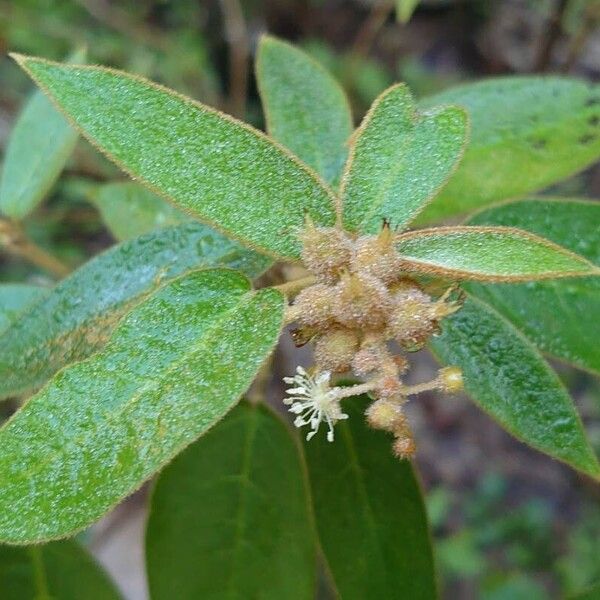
[283, 219, 464, 458]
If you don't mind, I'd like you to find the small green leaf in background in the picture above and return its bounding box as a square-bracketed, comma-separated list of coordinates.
[147, 402, 315, 600]
[418, 77, 600, 223]
[0, 48, 85, 220]
[430, 295, 600, 478]
[0, 284, 47, 332]
[569, 582, 600, 600]
[0, 222, 271, 400]
[0, 269, 284, 543]
[13, 55, 337, 259]
[466, 198, 600, 375]
[396, 0, 421, 23]
[396, 226, 598, 281]
[0, 540, 121, 600]
[92, 181, 187, 241]
[341, 83, 467, 234]
[303, 396, 437, 600]
[257, 35, 353, 188]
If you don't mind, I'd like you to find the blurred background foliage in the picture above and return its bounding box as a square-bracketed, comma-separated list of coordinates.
[0, 1, 599, 598]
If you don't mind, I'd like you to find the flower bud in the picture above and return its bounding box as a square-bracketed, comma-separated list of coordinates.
[366, 399, 406, 432]
[292, 283, 336, 328]
[333, 272, 391, 329]
[388, 297, 436, 350]
[352, 224, 402, 284]
[438, 366, 463, 393]
[392, 434, 416, 459]
[299, 220, 353, 283]
[314, 328, 360, 373]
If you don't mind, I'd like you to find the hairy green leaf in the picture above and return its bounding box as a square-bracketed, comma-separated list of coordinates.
[0, 541, 120, 599]
[92, 181, 187, 241]
[0, 284, 47, 333]
[418, 77, 600, 223]
[257, 35, 353, 188]
[0, 49, 85, 220]
[147, 402, 315, 599]
[0, 223, 272, 400]
[341, 83, 467, 233]
[0, 269, 284, 543]
[303, 396, 437, 599]
[13, 54, 337, 259]
[430, 295, 600, 478]
[396, 226, 598, 281]
[466, 198, 600, 374]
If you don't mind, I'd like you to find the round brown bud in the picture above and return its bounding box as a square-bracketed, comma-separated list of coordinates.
[366, 399, 406, 432]
[333, 273, 392, 330]
[292, 283, 336, 328]
[314, 328, 360, 373]
[352, 227, 402, 284]
[351, 345, 380, 376]
[299, 223, 353, 283]
[388, 298, 437, 350]
[392, 435, 416, 460]
[438, 366, 463, 393]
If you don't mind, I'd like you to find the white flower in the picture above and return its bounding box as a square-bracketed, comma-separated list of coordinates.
[283, 366, 348, 442]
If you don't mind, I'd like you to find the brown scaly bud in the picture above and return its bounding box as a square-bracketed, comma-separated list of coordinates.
[352, 222, 403, 284]
[314, 328, 360, 373]
[292, 283, 337, 328]
[333, 272, 392, 330]
[438, 366, 463, 393]
[375, 374, 404, 401]
[366, 399, 407, 432]
[299, 217, 353, 283]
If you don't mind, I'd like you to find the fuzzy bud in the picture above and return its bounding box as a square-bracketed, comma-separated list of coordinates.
[314, 328, 360, 373]
[352, 224, 402, 284]
[366, 399, 406, 432]
[392, 434, 416, 460]
[299, 220, 353, 283]
[292, 284, 336, 328]
[388, 297, 437, 350]
[333, 272, 391, 330]
[438, 366, 463, 393]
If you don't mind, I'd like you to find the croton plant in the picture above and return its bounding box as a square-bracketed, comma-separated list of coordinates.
[0, 35, 599, 598]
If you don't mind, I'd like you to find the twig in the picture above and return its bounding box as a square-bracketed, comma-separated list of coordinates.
[350, 1, 393, 61]
[562, 3, 600, 72]
[219, 0, 250, 119]
[0, 219, 70, 278]
[273, 275, 316, 297]
[534, 0, 569, 72]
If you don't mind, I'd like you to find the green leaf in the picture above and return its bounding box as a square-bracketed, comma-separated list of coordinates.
[417, 77, 600, 223]
[0, 223, 272, 400]
[0, 48, 85, 220]
[0, 284, 47, 333]
[147, 402, 315, 599]
[569, 582, 600, 600]
[430, 295, 600, 478]
[303, 396, 437, 599]
[0, 541, 121, 599]
[396, 0, 421, 23]
[12, 54, 337, 259]
[341, 83, 467, 234]
[92, 181, 187, 241]
[395, 226, 598, 281]
[257, 35, 353, 188]
[0, 269, 284, 543]
[466, 198, 600, 374]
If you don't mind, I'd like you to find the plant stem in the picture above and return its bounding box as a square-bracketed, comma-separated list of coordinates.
[219, 0, 249, 119]
[0, 219, 70, 278]
[274, 275, 316, 297]
[350, 2, 393, 61]
[534, 0, 569, 72]
[561, 3, 600, 72]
